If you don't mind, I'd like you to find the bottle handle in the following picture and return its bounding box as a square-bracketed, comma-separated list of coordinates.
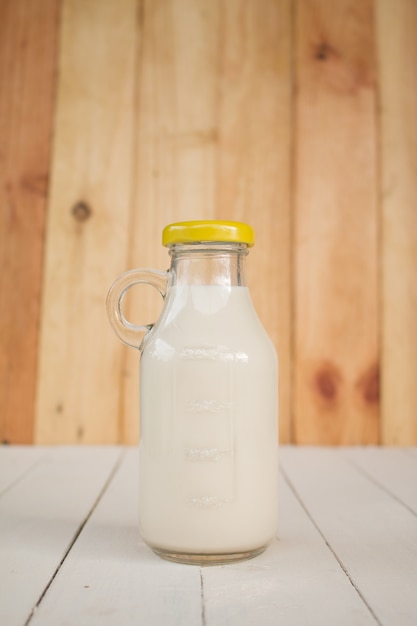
[106, 268, 168, 350]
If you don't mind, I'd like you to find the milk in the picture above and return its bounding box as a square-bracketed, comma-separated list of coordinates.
[139, 285, 278, 555]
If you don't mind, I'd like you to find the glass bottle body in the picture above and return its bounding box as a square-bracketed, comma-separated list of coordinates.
[138, 244, 278, 564]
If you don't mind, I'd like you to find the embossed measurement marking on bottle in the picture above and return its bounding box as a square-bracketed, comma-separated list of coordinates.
[184, 399, 234, 414]
[174, 345, 237, 507]
[184, 447, 231, 461]
[189, 496, 227, 509]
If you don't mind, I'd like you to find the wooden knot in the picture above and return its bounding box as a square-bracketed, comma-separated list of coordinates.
[71, 201, 92, 222]
[314, 363, 343, 405]
[356, 363, 380, 406]
[314, 41, 337, 62]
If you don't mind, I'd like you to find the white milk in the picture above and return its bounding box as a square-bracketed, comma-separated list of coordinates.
[139, 285, 278, 555]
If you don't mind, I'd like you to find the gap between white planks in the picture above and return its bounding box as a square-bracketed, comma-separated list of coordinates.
[280, 447, 417, 626]
[1, 446, 416, 626]
[23, 448, 385, 626]
[0, 446, 124, 626]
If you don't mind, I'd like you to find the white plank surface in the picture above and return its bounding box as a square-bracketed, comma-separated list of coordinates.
[201, 477, 376, 626]
[29, 449, 202, 626]
[1, 446, 416, 626]
[280, 447, 417, 626]
[0, 446, 46, 495]
[341, 447, 417, 515]
[0, 447, 122, 626]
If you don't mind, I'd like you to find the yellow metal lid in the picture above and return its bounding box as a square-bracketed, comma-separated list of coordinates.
[162, 220, 255, 247]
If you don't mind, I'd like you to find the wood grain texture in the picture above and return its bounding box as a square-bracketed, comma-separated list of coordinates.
[121, 0, 221, 443]
[0, 0, 59, 443]
[121, 0, 291, 443]
[294, 0, 380, 444]
[3, 0, 415, 446]
[35, 0, 137, 443]
[216, 0, 292, 443]
[377, 0, 417, 445]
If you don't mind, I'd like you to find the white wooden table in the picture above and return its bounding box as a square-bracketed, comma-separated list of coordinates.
[1, 446, 416, 626]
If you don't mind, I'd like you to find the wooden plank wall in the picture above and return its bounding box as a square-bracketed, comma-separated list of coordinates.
[0, 0, 416, 445]
[294, 0, 379, 444]
[35, 0, 137, 443]
[0, 0, 59, 443]
[377, 0, 417, 445]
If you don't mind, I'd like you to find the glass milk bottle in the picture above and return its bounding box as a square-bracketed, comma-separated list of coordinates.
[107, 221, 278, 565]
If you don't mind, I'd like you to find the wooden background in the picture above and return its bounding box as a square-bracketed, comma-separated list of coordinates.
[0, 0, 416, 446]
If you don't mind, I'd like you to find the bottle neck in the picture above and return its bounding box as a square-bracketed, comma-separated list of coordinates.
[167, 243, 249, 288]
